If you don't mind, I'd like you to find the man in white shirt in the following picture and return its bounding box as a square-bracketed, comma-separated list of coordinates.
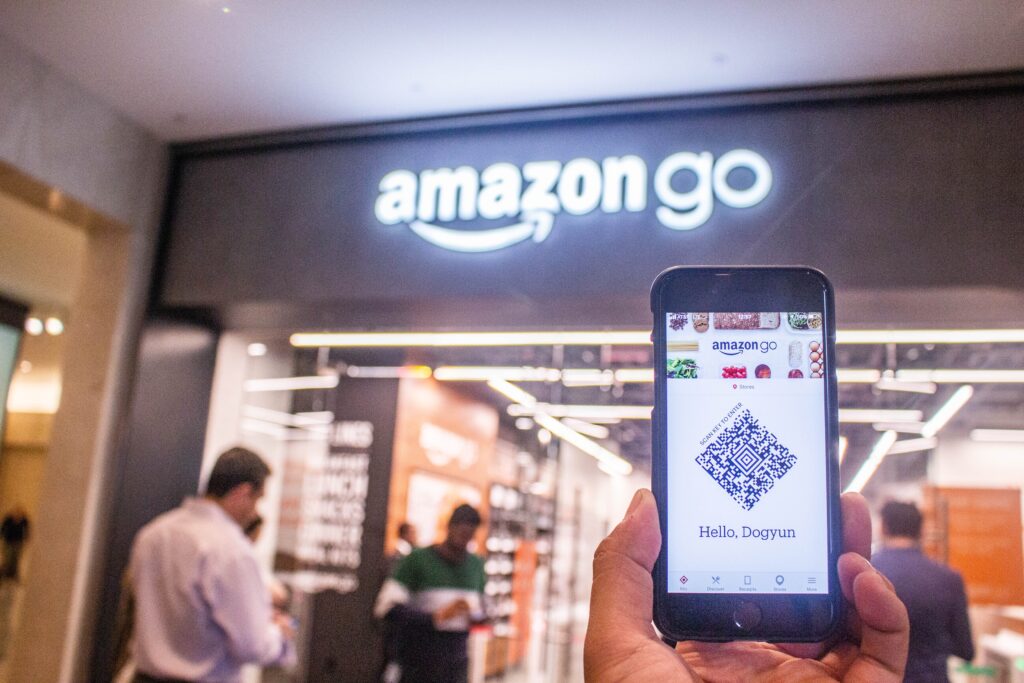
[130, 447, 294, 683]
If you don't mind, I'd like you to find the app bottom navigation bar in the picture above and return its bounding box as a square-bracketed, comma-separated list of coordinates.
[669, 572, 826, 594]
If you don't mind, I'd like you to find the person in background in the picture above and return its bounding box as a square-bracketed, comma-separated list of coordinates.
[0, 505, 29, 581]
[374, 505, 485, 683]
[244, 515, 291, 614]
[378, 521, 420, 682]
[388, 521, 418, 575]
[872, 500, 974, 683]
[129, 447, 294, 683]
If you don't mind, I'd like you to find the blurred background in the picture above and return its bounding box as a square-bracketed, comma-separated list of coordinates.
[0, 2, 1022, 682]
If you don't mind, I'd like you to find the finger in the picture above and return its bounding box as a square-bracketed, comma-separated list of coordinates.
[841, 492, 872, 560]
[837, 552, 869, 605]
[589, 489, 662, 631]
[778, 495, 871, 660]
[842, 561, 908, 682]
[586, 490, 691, 681]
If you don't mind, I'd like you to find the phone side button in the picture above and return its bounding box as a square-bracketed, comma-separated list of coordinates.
[733, 601, 762, 631]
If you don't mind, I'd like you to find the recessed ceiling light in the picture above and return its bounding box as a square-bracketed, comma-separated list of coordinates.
[18, 361, 32, 374]
[24, 318, 43, 336]
[222, 7, 231, 13]
[44, 317, 63, 335]
[247, 343, 267, 357]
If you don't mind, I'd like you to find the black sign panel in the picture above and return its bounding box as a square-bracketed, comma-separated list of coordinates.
[299, 378, 398, 682]
[162, 86, 1024, 327]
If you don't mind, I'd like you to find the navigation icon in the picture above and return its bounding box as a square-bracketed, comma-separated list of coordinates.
[775, 575, 785, 585]
[743, 575, 752, 585]
[712, 576, 721, 584]
[680, 575, 688, 585]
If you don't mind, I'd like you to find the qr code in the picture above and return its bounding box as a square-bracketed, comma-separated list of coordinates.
[696, 410, 797, 510]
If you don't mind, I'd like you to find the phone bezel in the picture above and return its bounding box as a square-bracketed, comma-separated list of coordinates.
[650, 266, 842, 643]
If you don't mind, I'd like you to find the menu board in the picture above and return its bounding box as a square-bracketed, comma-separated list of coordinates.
[286, 377, 400, 683]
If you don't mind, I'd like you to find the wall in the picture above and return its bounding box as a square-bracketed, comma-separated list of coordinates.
[931, 437, 1024, 516]
[0, 33, 167, 683]
[0, 412, 53, 524]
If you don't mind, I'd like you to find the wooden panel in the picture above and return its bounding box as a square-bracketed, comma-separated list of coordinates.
[925, 487, 1024, 606]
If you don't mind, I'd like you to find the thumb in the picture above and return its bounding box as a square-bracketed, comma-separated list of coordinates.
[839, 554, 908, 682]
[589, 489, 662, 633]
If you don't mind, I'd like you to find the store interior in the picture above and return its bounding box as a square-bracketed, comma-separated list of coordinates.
[194, 320, 1024, 682]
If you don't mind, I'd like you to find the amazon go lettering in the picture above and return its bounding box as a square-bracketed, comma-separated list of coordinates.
[374, 150, 772, 253]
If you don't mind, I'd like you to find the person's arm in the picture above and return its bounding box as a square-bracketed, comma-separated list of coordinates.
[375, 552, 438, 629]
[202, 547, 291, 666]
[949, 573, 975, 661]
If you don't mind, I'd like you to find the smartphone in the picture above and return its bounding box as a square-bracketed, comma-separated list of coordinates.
[650, 266, 841, 642]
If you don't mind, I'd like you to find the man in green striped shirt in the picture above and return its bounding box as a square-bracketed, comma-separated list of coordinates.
[375, 504, 486, 683]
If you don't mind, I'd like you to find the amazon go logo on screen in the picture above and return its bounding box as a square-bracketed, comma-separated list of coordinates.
[373, 150, 772, 253]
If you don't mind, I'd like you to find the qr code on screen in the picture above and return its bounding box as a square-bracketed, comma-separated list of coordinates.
[696, 409, 797, 510]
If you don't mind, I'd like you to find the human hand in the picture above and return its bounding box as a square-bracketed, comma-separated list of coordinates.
[583, 489, 908, 682]
[433, 598, 471, 628]
[273, 610, 295, 641]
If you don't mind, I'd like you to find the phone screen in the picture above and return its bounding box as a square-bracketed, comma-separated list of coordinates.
[665, 311, 828, 596]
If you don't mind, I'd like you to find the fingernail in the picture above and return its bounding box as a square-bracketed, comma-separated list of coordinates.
[625, 489, 645, 518]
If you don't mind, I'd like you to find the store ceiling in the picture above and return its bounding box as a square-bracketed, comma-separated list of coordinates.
[311, 340, 1024, 484]
[1, 2, 1022, 141]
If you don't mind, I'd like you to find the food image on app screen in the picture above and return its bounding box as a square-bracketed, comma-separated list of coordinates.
[695, 409, 798, 511]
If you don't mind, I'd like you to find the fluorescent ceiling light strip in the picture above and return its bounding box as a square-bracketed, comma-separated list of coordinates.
[837, 369, 882, 383]
[292, 328, 1024, 349]
[920, 386, 973, 438]
[845, 430, 898, 493]
[291, 331, 651, 347]
[561, 417, 610, 440]
[970, 429, 1024, 443]
[508, 403, 652, 420]
[614, 368, 655, 383]
[886, 437, 938, 455]
[435, 366, 560, 382]
[872, 422, 925, 434]
[838, 436, 848, 465]
[243, 375, 339, 392]
[895, 369, 1024, 383]
[874, 378, 938, 394]
[838, 409, 923, 424]
[533, 413, 632, 477]
[296, 411, 335, 422]
[345, 365, 432, 379]
[486, 379, 538, 408]
[486, 380, 631, 476]
[561, 369, 614, 387]
[837, 329, 1024, 344]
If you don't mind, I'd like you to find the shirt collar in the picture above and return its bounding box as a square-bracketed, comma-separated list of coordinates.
[183, 497, 242, 531]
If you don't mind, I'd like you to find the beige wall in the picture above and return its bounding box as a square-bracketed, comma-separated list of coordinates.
[0, 32, 167, 683]
[0, 412, 53, 524]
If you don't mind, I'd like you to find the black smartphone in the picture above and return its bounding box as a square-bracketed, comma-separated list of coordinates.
[650, 266, 841, 642]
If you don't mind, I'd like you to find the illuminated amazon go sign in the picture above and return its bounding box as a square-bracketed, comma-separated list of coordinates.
[373, 149, 772, 253]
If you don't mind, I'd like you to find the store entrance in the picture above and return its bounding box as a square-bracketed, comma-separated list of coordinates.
[200, 323, 1024, 683]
